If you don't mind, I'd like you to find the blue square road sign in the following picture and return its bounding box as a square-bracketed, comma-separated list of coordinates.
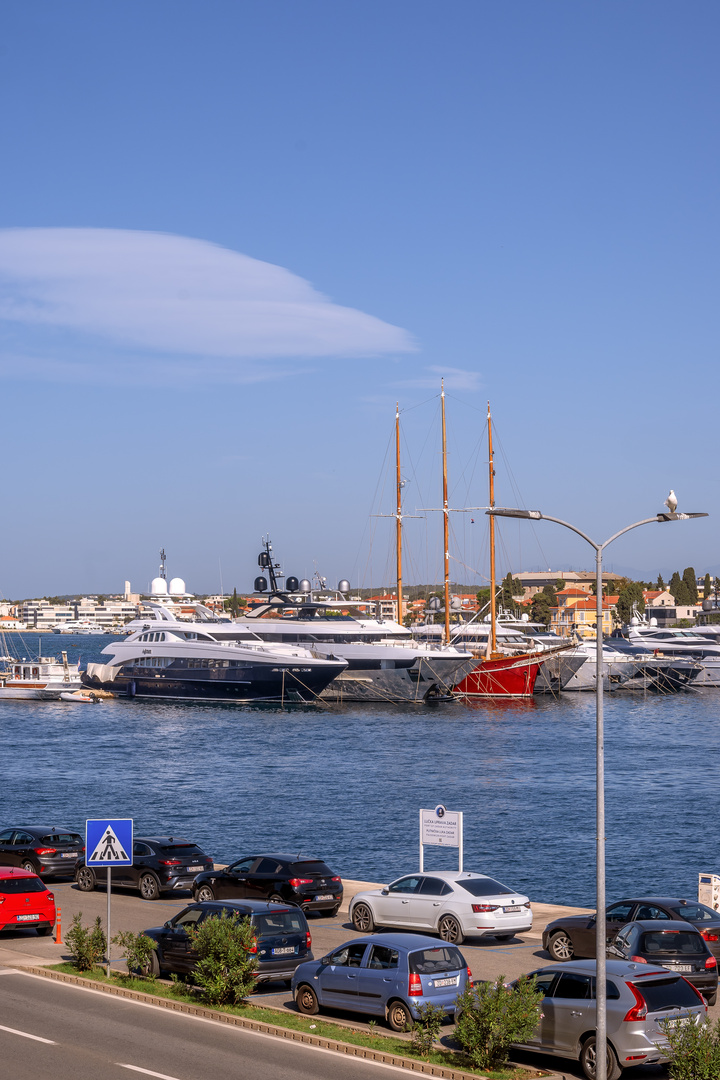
[86, 819, 133, 867]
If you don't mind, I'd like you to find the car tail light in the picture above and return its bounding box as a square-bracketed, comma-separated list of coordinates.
[523, 902, 531, 908]
[408, 972, 422, 997]
[472, 904, 499, 913]
[46, 892, 54, 901]
[706, 957, 717, 969]
[467, 966, 472, 982]
[306, 931, 312, 949]
[623, 983, 648, 1021]
[0, 898, 4, 904]
[248, 937, 258, 954]
[702, 931, 719, 942]
[331, 877, 341, 882]
[34, 848, 56, 856]
[158, 859, 183, 866]
[630, 955, 648, 963]
[289, 878, 313, 887]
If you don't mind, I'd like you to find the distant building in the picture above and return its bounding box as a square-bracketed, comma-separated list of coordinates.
[20, 597, 140, 630]
[515, 570, 623, 601]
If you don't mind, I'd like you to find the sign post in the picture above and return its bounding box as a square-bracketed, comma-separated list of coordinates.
[86, 819, 133, 976]
[419, 805, 463, 872]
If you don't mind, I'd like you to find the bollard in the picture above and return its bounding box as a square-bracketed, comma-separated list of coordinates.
[55, 907, 62, 944]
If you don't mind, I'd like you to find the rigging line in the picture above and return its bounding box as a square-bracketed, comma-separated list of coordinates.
[353, 424, 394, 585]
[399, 392, 441, 415]
[492, 420, 553, 572]
[443, 392, 487, 414]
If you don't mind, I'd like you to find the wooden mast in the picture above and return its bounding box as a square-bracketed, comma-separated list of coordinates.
[395, 403, 403, 625]
[442, 380, 451, 643]
[488, 401, 498, 656]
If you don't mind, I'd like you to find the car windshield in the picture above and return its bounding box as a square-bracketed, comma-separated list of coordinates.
[40, 833, 82, 845]
[253, 911, 307, 936]
[289, 861, 333, 876]
[409, 947, 465, 974]
[641, 931, 705, 956]
[0, 877, 47, 894]
[633, 976, 704, 1012]
[457, 877, 514, 897]
[669, 903, 719, 923]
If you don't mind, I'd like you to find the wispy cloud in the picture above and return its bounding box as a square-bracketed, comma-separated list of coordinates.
[0, 228, 416, 380]
[395, 365, 482, 391]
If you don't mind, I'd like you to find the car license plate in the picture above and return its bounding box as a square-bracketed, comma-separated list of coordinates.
[669, 964, 693, 972]
[434, 976, 459, 987]
[315, 894, 334, 901]
[17, 914, 40, 921]
[504, 905, 521, 913]
[185, 866, 200, 873]
[61, 852, 78, 858]
[272, 946, 296, 955]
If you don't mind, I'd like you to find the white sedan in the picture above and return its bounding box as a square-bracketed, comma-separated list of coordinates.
[349, 871, 532, 945]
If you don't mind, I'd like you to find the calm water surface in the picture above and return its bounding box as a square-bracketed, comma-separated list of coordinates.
[2, 634, 718, 907]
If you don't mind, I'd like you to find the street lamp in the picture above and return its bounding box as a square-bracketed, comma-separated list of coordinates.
[487, 505, 708, 1080]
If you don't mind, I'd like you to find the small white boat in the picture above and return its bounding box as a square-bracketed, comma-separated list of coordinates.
[0, 652, 83, 700]
[59, 690, 100, 703]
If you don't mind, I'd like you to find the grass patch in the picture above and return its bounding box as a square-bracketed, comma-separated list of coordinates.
[47, 963, 536, 1078]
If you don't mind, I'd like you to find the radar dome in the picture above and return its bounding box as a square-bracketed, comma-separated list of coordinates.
[338, 579, 351, 593]
[299, 579, 311, 593]
[169, 577, 186, 596]
[151, 576, 169, 595]
[630, 615, 639, 626]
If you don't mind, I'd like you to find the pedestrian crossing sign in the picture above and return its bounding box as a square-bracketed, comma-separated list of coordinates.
[86, 819, 133, 867]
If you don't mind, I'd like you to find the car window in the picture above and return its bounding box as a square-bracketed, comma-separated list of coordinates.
[670, 903, 719, 923]
[0, 877, 47, 894]
[389, 876, 422, 894]
[636, 976, 705, 1011]
[41, 833, 82, 845]
[229, 858, 257, 874]
[253, 911, 307, 936]
[367, 945, 399, 970]
[456, 878, 514, 897]
[13, 832, 35, 845]
[329, 943, 368, 967]
[594, 978, 621, 1000]
[614, 929, 631, 949]
[255, 858, 282, 874]
[289, 861, 334, 876]
[173, 908, 204, 929]
[529, 973, 557, 997]
[635, 905, 672, 921]
[555, 973, 592, 999]
[606, 902, 635, 921]
[0, 830, 14, 842]
[641, 931, 706, 955]
[133, 843, 152, 857]
[419, 877, 448, 896]
[409, 947, 465, 973]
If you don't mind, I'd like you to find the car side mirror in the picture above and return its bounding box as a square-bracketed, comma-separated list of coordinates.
[163, 920, 172, 928]
[321, 955, 333, 966]
[381, 888, 389, 895]
[588, 915, 596, 925]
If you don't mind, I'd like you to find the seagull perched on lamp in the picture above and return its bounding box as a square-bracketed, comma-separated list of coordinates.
[665, 490, 678, 513]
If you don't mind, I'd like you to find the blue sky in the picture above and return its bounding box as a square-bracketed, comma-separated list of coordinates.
[0, 1, 717, 598]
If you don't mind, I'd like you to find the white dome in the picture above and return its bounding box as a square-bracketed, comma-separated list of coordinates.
[151, 576, 169, 595]
[169, 577, 186, 596]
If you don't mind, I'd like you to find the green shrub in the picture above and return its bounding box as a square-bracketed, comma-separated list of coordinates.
[662, 1015, 720, 1080]
[454, 974, 544, 1071]
[111, 930, 158, 978]
[185, 911, 258, 1005]
[65, 913, 107, 972]
[410, 1002, 446, 1059]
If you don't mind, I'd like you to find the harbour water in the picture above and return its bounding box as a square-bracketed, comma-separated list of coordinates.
[2, 634, 719, 908]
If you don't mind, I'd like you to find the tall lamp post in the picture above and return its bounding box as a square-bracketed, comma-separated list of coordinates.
[487, 505, 708, 1080]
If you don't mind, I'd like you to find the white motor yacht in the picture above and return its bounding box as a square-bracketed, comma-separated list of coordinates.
[0, 652, 83, 700]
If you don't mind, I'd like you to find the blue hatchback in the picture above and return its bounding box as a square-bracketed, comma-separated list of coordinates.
[291, 932, 471, 1031]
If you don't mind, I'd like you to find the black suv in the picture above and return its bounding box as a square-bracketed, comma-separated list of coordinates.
[142, 900, 313, 984]
[75, 836, 213, 900]
[192, 853, 343, 915]
[0, 826, 84, 878]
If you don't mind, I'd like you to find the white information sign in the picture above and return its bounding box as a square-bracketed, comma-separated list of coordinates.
[419, 805, 463, 872]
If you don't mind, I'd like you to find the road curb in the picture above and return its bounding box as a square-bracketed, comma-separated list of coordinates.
[19, 964, 560, 1080]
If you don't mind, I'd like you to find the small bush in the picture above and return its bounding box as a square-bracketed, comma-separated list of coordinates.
[454, 974, 544, 1071]
[65, 913, 107, 972]
[410, 1002, 446, 1059]
[111, 930, 158, 978]
[185, 911, 258, 1006]
[662, 1014, 720, 1080]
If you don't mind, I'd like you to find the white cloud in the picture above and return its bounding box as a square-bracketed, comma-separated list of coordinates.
[0, 228, 415, 367]
[395, 365, 482, 391]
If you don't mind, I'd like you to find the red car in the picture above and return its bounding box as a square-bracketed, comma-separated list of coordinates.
[0, 866, 56, 935]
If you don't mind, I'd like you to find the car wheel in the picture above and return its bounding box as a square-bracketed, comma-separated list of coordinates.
[352, 902, 375, 933]
[21, 860, 37, 874]
[328, 905, 341, 918]
[270, 894, 284, 903]
[494, 933, 514, 941]
[387, 999, 412, 1032]
[580, 1036, 621, 1080]
[37, 926, 53, 936]
[195, 885, 215, 903]
[548, 930, 574, 962]
[139, 873, 161, 900]
[295, 984, 320, 1015]
[438, 914, 464, 945]
[76, 867, 96, 892]
[706, 992, 718, 1006]
[138, 950, 161, 978]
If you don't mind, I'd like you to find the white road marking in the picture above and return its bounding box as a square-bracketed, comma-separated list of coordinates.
[0, 1022, 56, 1044]
[117, 1066, 184, 1080]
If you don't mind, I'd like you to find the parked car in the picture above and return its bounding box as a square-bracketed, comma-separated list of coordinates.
[513, 959, 708, 1080]
[0, 866, 56, 935]
[76, 836, 213, 900]
[349, 871, 531, 945]
[0, 826, 84, 878]
[543, 895, 720, 963]
[292, 933, 471, 1031]
[191, 853, 342, 915]
[141, 900, 313, 984]
[607, 920, 718, 1004]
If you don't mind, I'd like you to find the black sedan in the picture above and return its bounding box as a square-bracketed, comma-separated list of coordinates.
[75, 836, 213, 900]
[543, 895, 720, 962]
[608, 919, 718, 1004]
[0, 825, 84, 878]
[192, 853, 343, 915]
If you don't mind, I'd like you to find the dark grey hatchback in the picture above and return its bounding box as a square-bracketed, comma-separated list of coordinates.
[0, 826, 84, 878]
[75, 836, 213, 900]
[141, 900, 313, 984]
[608, 920, 718, 1004]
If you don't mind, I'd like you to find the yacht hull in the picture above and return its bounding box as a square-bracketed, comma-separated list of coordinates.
[319, 655, 472, 703]
[453, 652, 543, 697]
